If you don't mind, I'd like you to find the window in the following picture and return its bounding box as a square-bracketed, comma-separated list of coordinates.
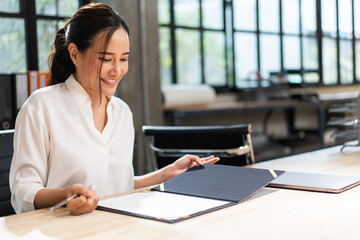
[0, 0, 88, 74]
[158, 0, 227, 86]
[158, 0, 360, 90]
[0, 0, 26, 73]
[36, 0, 80, 71]
[356, 0, 360, 81]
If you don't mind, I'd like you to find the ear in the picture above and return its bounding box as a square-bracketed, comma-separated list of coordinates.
[68, 43, 79, 65]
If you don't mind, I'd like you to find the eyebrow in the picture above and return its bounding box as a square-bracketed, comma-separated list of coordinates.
[97, 51, 130, 56]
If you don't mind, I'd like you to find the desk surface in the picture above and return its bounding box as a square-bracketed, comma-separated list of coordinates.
[2, 145, 360, 240]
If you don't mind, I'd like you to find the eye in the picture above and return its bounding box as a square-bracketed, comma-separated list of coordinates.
[99, 58, 111, 62]
[120, 58, 128, 62]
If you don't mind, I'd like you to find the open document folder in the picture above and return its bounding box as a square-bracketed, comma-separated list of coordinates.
[97, 164, 284, 223]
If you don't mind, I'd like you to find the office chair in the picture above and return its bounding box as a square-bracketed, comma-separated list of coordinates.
[142, 124, 255, 169]
[0, 129, 15, 216]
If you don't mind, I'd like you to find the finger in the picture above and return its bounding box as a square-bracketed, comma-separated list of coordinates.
[70, 184, 94, 198]
[67, 183, 83, 197]
[91, 193, 99, 212]
[204, 157, 220, 164]
[192, 156, 203, 165]
[200, 155, 215, 162]
[70, 197, 93, 215]
[88, 192, 99, 212]
[74, 196, 96, 215]
[68, 190, 99, 215]
[67, 195, 87, 212]
[184, 154, 202, 165]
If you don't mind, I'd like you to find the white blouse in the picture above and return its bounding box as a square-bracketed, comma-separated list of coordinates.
[10, 75, 135, 213]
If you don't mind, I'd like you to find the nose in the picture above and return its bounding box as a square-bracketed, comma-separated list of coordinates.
[111, 60, 122, 76]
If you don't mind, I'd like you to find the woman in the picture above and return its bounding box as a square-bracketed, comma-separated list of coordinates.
[9, 3, 219, 215]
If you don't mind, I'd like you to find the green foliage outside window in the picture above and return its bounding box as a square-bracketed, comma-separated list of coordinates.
[0, 0, 79, 73]
[0, 18, 26, 73]
[159, 0, 360, 88]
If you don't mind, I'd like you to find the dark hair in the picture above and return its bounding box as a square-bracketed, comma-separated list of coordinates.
[48, 3, 130, 85]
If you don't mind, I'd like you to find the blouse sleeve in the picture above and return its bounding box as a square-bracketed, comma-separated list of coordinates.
[10, 102, 50, 213]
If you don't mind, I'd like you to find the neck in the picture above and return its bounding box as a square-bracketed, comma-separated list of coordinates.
[91, 96, 110, 133]
[91, 95, 110, 110]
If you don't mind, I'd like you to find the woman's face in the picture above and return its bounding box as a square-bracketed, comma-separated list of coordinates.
[74, 28, 130, 102]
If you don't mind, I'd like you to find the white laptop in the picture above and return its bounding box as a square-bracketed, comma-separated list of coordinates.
[267, 171, 360, 193]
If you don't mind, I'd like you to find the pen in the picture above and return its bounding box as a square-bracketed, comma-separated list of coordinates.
[47, 183, 96, 212]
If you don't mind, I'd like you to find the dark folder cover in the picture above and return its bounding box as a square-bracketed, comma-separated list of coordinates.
[153, 164, 284, 203]
[98, 164, 283, 223]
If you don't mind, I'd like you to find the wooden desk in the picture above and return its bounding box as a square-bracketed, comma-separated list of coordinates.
[2, 145, 360, 239]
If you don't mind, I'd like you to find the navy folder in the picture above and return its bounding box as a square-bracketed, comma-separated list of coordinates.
[98, 164, 283, 223]
[153, 164, 284, 202]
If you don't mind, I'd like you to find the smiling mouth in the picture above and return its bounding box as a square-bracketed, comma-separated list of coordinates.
[100, 78, 117, 83]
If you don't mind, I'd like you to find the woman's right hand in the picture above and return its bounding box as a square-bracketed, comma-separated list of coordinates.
[65, 184, 99, 215]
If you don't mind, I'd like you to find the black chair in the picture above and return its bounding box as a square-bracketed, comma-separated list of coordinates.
[0, 129, 15, 216]
[142, 124, 255, 169]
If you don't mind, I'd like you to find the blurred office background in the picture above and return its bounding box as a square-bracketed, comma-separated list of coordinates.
[1, 0, 360, 174]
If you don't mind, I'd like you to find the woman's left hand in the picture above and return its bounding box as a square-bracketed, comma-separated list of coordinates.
[171, 154, 220, 177]
[134, 154, 220, 189]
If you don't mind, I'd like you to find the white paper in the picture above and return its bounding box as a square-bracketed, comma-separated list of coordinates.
[0, 219, 57, 240]
[19, 229, 59, 240]
[98, 191, 231, 221]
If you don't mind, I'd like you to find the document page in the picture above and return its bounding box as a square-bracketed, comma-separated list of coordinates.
[98, 191, 232, 221]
